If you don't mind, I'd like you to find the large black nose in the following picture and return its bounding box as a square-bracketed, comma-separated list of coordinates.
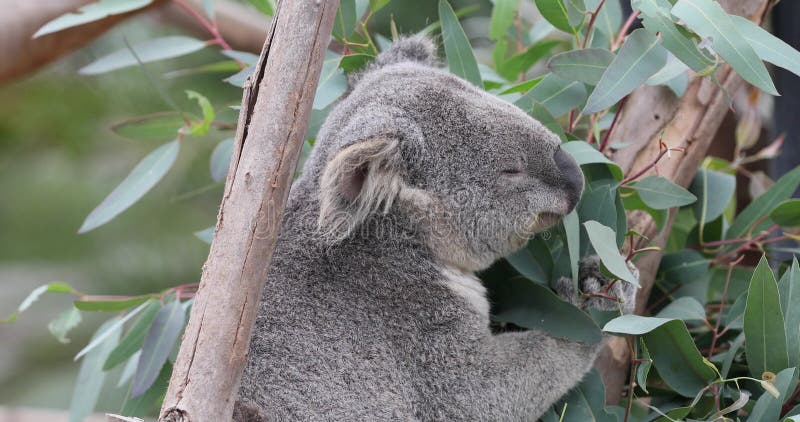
[553, 147, 585, 212]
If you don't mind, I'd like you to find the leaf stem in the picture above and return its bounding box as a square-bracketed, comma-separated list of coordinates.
[581, 0, 606, 49]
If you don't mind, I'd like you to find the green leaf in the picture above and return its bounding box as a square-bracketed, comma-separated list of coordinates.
[585, 0, 622, 38]
[75, 295, 153, 312]
[535, 0, 577, 33]
[314, 51, 348, 110]
[515, 73, 587, 118]
[583, 221, 639, 286]
[530, 101, 566, 141]
[498, 76, 545, 95]
[439, 0, 482, 87]
[112, 112, 187, 141]
[634, 0, 715, 72]
[689, 168, 736, 224]
[163, 61, 242, 79]
[583, 28, 667, 113]
[547, 48, 615, 85]
[498, 40, 561, 81]
[220, 50, 259, 66]
[721, 332, 745, 378]
[185, 90, 214, 136]
[2, 282, 77, 323]
[745, 256, 789, 378]
[561, 140, 623, 180]
[333, 0, 357, 41]
[339, 53, 374, 73]
[489, 0, 519, 41]
[632, 175, 697, 210]
[779, 259, 800, 367]
[506, 237, 553, 283]
[79, 36, 207, 75]
[489, 276, 602, 343]
[770, 199, 800, 227]
[74, 301, 150, 360]
[78, 140, 180, 233]
[210, 138, 234, 183]
[671, 0, 778, 95]
[656, 297, 706, 322]
[637, 341, 652, 393]
[370, 0, 390, 13]
[103, 300, 161, 371]
[603, 315, 717, 396]
[244, 0, 274, 16]
[131, 299, 185, 397]
[69, 318, 122, 422]
[121, 361, 172, 416]
[748, 367, 798, 422]
[578, 181, 623, 255]
[727, 166, 800, 242]
[224, 66, 254, 88]
[730, 15, 800, 79]
[194, 226, 215, 244]
[34, 0, 153, 38]
[117, 350, 140, 387]
[48, 307, 82, 344]
[557, 369, 617, 422]
[564, 211, 580, 286]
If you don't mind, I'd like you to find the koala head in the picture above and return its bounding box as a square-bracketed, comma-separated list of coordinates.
[309, 36, 584, 272]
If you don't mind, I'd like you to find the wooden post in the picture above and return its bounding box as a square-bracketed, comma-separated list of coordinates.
[593, 0, 772, 403]
[158, 1, 339, 420]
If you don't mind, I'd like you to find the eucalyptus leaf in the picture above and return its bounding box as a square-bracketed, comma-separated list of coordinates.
[584, 28, 667, 113]
[74, 295, 153, 312]
[632, 175, 697, 210]
[634, 0, 715, 72]
[185, 90, 214, 135]
[744, 256, 789, 378]
[748, 367, 798, 422]
[731, 15, 800, 79]
[583, 221, 639, 286]
[727, 166, 800, 243]
[671, 0, 778, 95]
[104, 300, 161, 371]
[111, 113, 187, 141]
[516, 73, 587, 118]
[656, 297, 706, 322]
[561, 141, 622, 180]
[2, 282, 77, 323]
[195, 226, 215, 244]
[48, 307, 82, 344]
[314, 52, 348, 110]
[210, 138, 234, 183]
[535, 0, 577, 33]
[74, 300, 149, 360]
[547, 49, 614, 85]
[69, 318, 122, 422]
[78, 140, 180, 233]
[34, 0, 153, 38]
[489, 0, 519, 41]
[770, 199, 800, 227]
[131, 299, 186, 397]
[80, 36, 207, 75]
[439, 0, 482, 87]
[333, 0, 358, 41]
[689, 169, 736, 223]
[779, 258, 800, 367]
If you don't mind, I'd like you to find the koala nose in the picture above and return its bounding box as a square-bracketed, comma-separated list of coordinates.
[553, 147, 584, 212]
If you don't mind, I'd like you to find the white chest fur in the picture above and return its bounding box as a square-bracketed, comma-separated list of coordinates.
[441, 266, 490, 316]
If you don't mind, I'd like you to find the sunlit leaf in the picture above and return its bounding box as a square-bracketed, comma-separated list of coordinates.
[69, 318, 121, 422]
[744, 256, 789, 378]
[583, 221, 639, 286]
[498, 76, 545, 95]
[185, 90, 214, 136]
[131, 299, 185, 397]
[439, 0, 482, 87]
[79, 36, 207, 75]
[75, 294, 153, 312]
[78, 140, 180, 233]
[34, 0, 153, 38]
[584, 29, 667, 113]
[671, 0, 778, 95]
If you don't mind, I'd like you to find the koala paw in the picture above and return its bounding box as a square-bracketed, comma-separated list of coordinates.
[555, 256, 639, 314]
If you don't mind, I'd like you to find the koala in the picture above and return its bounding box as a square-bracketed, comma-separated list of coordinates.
[234, 36, 637, 421]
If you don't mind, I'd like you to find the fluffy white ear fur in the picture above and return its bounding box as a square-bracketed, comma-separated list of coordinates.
[318, 138, 404, 242]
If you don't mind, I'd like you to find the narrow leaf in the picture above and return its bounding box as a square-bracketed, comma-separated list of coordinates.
[79, 140, 180, 233]
[489, 0, 519, 41]
[548, 48, 615, 85]
[131, 299, 185, 397]
[34, 0, 153, 38]
[634, 0, 714, 72]
[583, 221, 639, 286]
[74, 301, 149, 360]
[439, 0, 482, 86]
[744, 255, 789, 378]
[671, 0, 778, 95]
[68, 318, 122, 422]
[79, 36, 207, 75]
[770, 199, 800, 227]
[111, 112, 187, 141]
[104, 300, 161, 370]
[748, 367, 798, 422]
[194, 226, 215, 244]
[779, 258, 800, 367]
[210, 138, 234, 183]
[314, 52, 348, 110]
[731, 15, 800, 79]
[74, 295, 153, 312]
[584, 28, 667, 113]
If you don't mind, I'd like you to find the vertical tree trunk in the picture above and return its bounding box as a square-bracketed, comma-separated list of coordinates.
[594, 0, 772, 403]
[158, 1, 339, 420]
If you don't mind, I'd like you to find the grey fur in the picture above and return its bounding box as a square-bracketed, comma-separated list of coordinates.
[235, 37, 637, 421]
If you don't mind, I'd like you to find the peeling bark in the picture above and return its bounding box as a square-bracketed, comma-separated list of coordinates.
[158, 1, 339, 420]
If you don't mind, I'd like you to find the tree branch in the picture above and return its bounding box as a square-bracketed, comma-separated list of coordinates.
[157, 1, 339, 420]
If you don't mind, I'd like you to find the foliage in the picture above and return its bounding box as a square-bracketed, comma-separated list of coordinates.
[5, 0, 800, 420]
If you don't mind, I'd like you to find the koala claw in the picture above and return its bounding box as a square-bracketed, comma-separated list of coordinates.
[555, 256, 639, 314]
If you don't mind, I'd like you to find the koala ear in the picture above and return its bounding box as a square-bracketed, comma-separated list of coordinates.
[318, 138, 403, 241]
[349, 36, 438, 87]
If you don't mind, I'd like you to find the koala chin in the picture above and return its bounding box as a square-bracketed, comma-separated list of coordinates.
[235, 36, 637, 421]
